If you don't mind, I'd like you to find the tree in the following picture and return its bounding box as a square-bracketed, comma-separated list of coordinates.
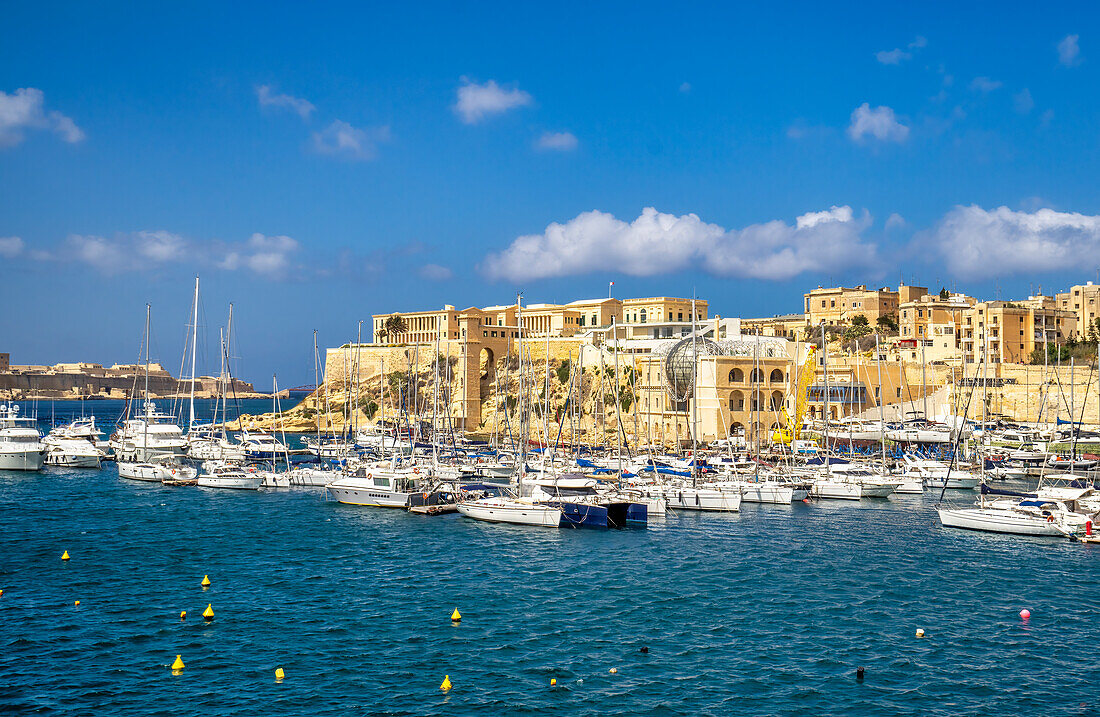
[382, 314, 408, 341]
[939, 287, 950, 300]
[876, 313, 898, 331]
[359, 398, 379, 419]
[851, 314, 869, 327]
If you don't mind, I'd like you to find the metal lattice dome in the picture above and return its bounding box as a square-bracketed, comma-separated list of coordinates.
[663, 336, 722, 401]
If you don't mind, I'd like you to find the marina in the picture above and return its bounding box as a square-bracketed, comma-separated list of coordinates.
[4, 446, 1100, 715]
[6, 4, 1100, 712]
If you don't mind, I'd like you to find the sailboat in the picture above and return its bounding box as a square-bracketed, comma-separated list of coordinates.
[113, 305, 188, 466]
[457, 296, 563, 527]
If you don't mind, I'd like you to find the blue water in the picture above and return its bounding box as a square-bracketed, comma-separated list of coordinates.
[3, 404, 1100, 715]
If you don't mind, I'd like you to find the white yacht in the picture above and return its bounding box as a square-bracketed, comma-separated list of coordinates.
[633, 480, 743, 512]
[238, 431, 289, 461]
[938, 497, 1089, 536]
[118, 453, 197, 482]
[325, 464, 426, 508]
[43, 435, 102, 468]
[900, 457, 981, 490]
[0, 403, 45, 471]
[197, 461, 262, 490]
[111, 401, 188, 462]
[808, 463, 900, 500]
[456, 487, 564, 526]
[187, 425, 246, 461]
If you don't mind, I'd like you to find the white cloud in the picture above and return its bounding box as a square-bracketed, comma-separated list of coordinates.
[847, 103, 909, 143]
[62, 230, 300, 278]
[875, 48, 911, 65]
[535, 131, 578, 151]
[885, 213, 907, 231]
[876, 37, 926, 65]
[256, 85, 315, 120]
[1058, 34, 1082, 66]
[480, 206, 878, 282]
[1013, 88, 1034, 114]
[453, 78, 532, 124]
[418, 263, 453, 281]
[219, 233, 299, 278]
[0, 236, 24, 257]
[969, 76, 1003, 93]
[931, 205, 1100, 278]
[0, 87, 84, 147]
[312, 120, 390, 160]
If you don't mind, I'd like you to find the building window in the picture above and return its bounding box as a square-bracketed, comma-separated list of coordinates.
[729, 368, 744, 382]
[640, 309, 647, 323]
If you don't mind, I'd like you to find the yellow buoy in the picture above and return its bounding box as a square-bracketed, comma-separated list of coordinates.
[609, 667, 618, 674]
[550, 678, 557, 686]
[180, 610, 187, 620]
[202, 604, 214, 620]
[201, 575, 211, 588]
[275, 667, 285, 681]
[451, 608, 462, 622]
[74, 600, 80, 606]
[62, 551, 71, 561]
[171, 655, 185, 671]
[440, 675, 452, 691]
[915, 628, 925, 638]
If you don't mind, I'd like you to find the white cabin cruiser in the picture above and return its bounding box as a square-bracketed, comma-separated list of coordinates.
[197, 460, 262, 490]
[118, 453, 197, 482]
[43, 435, 103, 468]
[0, 403, 45, 471]
[111, 402, 187, 462]
[238, 431, 289, 461]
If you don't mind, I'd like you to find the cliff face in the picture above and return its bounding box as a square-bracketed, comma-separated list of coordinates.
[230, 341, 642, 444]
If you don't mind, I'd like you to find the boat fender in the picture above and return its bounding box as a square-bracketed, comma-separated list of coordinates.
[367, 473, 372, 480]
[1046, 514, 1055, 523]
[414, 467, 420, 474]
[422, 492, 429, 500]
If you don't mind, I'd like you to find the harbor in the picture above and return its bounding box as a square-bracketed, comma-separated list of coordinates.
[6, 3, 1100, 711]
[4, 449, 1100, 715]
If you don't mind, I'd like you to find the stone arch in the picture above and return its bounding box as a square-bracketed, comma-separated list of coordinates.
[729, 390, 744, 411]
[729, 421, 744, 436]
[770, 390, 784, 411]
[750, 367, 764, 383]
[770, 368, 784, 383]
[729, 368, 744, 383]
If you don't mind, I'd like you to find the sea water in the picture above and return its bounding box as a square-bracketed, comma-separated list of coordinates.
[2, 402, 1099, 715]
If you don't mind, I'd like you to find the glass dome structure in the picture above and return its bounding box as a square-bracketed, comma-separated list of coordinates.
[662, 336, 722, 401]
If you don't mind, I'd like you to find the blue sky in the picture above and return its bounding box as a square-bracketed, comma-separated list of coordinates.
[2, 2, 1099, 385]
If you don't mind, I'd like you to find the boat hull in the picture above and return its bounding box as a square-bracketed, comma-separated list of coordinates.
[0, 449, 45, 471]
[198, 475, 262, 490]
[937, 508, 1066, 536]
[456, 500, 562, 526]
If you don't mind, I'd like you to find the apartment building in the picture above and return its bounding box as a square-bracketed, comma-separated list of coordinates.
[804, 283, 924, 326]
[897, 293, 975, 362]
[1055, 282, 1100, 339]
[958, 301, 1075, 364]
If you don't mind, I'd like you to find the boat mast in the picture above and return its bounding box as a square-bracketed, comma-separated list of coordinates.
[821, 323, 830, 476]
[921, 340, 928, 421]
[876, 334, 887, 474]
[433, 315, 440, 476]
[515, 294, 527, 493]
[691, 295, 699, 487]
[312, 330, 321, 448]
[188, 277, 199, 431]
[143, 303, 151, 453]
[614, 319, 622, 490]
